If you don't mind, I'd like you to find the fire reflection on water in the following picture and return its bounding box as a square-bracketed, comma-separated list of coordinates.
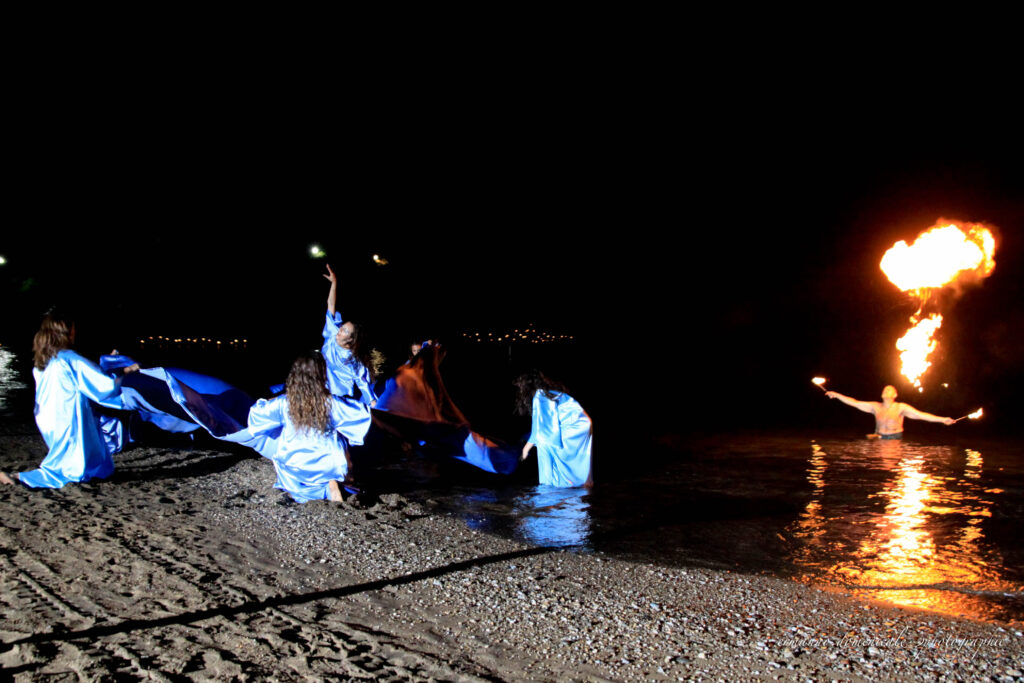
[788, 440, 1010, 620]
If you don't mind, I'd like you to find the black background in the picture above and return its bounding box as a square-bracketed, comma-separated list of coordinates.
[3, 60, 1021, 440]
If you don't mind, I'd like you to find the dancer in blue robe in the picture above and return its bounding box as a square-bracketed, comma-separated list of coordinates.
[321, 264, 377, 406]
[247, 352, 371, 502]
[1, 313, 138, 489]
[516, 371, 593, 488]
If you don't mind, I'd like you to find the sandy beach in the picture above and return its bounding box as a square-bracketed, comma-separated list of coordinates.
[2, 419, 1023, 682]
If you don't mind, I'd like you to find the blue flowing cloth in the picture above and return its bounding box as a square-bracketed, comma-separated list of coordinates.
[102, 355, 277, 456]
[19, 350, 126, 488]
[529, 390, 593, 488]
[373, 344, 519, 475]
[247, 394, 371, 502]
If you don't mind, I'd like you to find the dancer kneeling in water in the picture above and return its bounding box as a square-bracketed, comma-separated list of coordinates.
[247, 352, 371, 502]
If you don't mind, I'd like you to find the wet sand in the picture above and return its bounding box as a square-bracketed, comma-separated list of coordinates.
[2, 424, 1023, 681]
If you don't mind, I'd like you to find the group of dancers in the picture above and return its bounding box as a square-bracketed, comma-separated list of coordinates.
[0, 266, 594, 500]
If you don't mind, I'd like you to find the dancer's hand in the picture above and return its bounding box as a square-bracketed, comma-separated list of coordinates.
[521, 443, 534, 461]
[324, 264, 337, 284]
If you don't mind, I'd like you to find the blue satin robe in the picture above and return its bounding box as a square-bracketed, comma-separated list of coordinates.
[322, 311, 377, 405]
[529, 390, 593, 488]
[20, 350, 125, 488]
[247, 394, 371, 503]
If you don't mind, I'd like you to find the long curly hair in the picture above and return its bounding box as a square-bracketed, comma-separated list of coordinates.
[514, 370, 570, 416]
[33, 311, 75, 370]
[286, 352, 332, 434]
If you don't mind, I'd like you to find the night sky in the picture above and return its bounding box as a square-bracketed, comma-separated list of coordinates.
[2, 107, 1021, 438]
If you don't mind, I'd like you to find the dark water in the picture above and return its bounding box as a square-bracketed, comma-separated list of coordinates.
[3, 348, 1022, 624]
[364, 431, 1024, 625]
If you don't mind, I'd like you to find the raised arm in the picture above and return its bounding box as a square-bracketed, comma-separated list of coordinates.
[324, 264, 338, 317]
[826, 391, 877, 415]
[902, 404, 955, 425]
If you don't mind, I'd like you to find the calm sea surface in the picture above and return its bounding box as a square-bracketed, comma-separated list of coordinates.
[3, 347, 1022, 624]
[372, 431, 1024, 625]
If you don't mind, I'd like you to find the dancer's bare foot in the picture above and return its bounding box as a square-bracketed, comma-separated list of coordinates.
[327, 480, 343, 502]
[0, 472, 17, 486]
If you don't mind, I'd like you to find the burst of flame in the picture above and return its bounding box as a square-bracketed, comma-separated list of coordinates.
[880, 220, 996, 388]
[881, 222, 995, 294]
[968, 408, 983, 420]
[895, 314, 942, 389]
[812, 377, 826, 386]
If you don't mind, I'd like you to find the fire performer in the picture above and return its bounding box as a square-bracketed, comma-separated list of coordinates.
[826, 385, 954, 439]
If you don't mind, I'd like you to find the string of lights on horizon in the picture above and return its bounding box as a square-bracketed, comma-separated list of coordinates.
[461, 326, 574, 344]
[138, 336, 249, 350]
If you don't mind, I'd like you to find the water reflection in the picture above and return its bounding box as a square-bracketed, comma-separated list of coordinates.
[454, 486, 592, 549]
[513, 486, 591, 548]
[788, 439, 1012, 620]
[0, 347, 29, 415]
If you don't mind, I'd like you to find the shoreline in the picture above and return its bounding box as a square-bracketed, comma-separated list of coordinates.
[1, 433, 1023, 680]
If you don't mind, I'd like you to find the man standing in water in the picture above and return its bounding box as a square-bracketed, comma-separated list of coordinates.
[826, 385, 954, 439]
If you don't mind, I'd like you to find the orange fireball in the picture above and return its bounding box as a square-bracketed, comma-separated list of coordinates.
[881, 222, 995, 294]
[880, 220, 997, 388]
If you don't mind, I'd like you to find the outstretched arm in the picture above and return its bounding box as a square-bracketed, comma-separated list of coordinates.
[902, 404, 955, 425]
[324, 264, 338, 317]
[826, 391, 877, 415]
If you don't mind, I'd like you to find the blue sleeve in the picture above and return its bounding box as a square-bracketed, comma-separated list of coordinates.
[530, 391, 565, 448]
[528, 391, 543, 445]
[248, 396, 286, 436]
[355, 366, 377, 405]
[558, 394, 586, 424]
[323, 309, 343, 340]
[66, 351, 122, 405]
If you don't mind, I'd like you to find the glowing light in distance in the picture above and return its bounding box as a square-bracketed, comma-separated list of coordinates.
[372, 254, 389, 266]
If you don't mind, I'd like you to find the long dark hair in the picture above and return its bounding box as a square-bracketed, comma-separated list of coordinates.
[33, 311, 74, 370]
[343, 322, 377, 381]
[514, 370, 569, 416]
[286, 352, 332, 434]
